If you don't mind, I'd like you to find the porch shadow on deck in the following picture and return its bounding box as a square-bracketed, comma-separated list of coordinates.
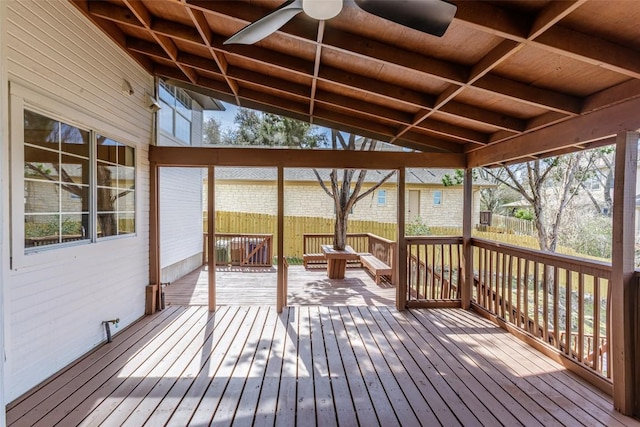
[7, 306, 639, 426]
[163, 265, 396, 307]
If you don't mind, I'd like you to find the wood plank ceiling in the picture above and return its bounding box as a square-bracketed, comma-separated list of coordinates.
[70, 0, 640, 167]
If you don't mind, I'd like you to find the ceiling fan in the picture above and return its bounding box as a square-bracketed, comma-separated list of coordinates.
[224, 0, 457, 45]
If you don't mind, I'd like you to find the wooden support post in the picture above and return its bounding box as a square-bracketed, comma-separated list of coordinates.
[149, 161, 161, 288]
[277, 166, 285, 313]
[396, 167, 407, 310]
[207, 166, 216, 312]
[611, 131, 638, 415]
[462, 168, 473, 309]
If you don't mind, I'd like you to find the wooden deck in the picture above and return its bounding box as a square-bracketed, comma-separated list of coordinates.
[7, 305, 639, 426]
[163, 265, 396, 307]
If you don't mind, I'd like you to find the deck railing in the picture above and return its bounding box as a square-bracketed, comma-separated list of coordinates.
[203, 232, 273, 267]
[302, 233, 370, 255]
[406, 236, 463, 306]
[366, 233, 395, 268]
[471, 238, 611, 380]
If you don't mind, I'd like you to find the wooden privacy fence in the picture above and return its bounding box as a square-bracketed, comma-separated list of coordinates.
[406, 236, 464, 306]
[206, 211, 396, 258]
[488, 214, 536, 236]
[472, 238, 611, 381]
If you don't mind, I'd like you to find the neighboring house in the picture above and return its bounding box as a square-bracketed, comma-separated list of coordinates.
[157, 80, 223, 283]
[212, 167, 489, 228]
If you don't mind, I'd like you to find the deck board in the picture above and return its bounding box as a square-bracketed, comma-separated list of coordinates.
[163, 265, 396, 307]
[7, 306, 640, 427]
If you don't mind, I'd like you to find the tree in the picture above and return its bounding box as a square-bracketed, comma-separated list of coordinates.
[313, 131, 395, 250]
[225, 107, 395, 250]
[483, 151, 599, 252]
[202, 117, 223, 145]
[228, 108, 327, 148]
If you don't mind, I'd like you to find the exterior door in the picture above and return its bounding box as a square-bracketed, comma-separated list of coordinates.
[408, 190, 420, 221]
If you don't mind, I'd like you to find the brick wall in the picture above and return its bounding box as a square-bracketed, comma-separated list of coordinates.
[215, 181, 481, 226]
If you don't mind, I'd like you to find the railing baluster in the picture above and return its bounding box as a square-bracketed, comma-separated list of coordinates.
[507, 253, 513, 323]
[533, 262, 539, 337]
[543, 265, 549, 344]
[516, 256, 522, 328]
[578, 272, 585, 363]
[593, 276, 601, 373]
[524, 259, 530, 334]
[565, 269, 572, 356]
[553, 266, 560, 350]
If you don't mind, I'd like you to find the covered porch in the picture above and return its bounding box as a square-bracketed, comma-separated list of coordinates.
[8, 305, 638, 426]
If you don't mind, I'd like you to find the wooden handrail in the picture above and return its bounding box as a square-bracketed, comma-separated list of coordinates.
[471, 238, 612, 381]
[472, 238, 611, 278]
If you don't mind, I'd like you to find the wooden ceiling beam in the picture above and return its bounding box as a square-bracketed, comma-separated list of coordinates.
[185, 6, 241, 104]
[415, 119, 489, 145]
[474, 74, 582, 114]
[454, 2, 530, 40]
[149, 146, 466, 169]
[457, 1, 640, 80]
[468, 96, 640, 167]
[439, 101, 526, 132]
[122, 0, 198, 84]
[400, 131, 465, 153]
[228, 66, 310, 100]
[528, 0, 587, 39]
[309, 22, 325, 118]
[313, 107, 399, 138]
[185, 0, 318, 43]
[86, 1, 144, 28]
[73, 1, 152, 72]
[319, 67, 435, 110]
[239, 87, 311, 117]
[322, 30, 468, 85]
[583, 79, 640, 113]
[534, 26, 640, 80]
[314, 91, 414, 125]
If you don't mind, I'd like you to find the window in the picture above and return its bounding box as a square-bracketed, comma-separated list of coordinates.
[158, 80, 192, 144]
[97, 136, 136, 237]
[433, 190, 442, 206]
[22, 110, 136, 252]
[377, 189, 386, 205]
[24, 111, 91, 248]
[583, 175, 600, 191]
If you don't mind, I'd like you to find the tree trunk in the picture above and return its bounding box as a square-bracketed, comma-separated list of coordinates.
[334, 209, 348, 250]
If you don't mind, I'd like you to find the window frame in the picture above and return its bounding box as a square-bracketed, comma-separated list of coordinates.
[158, 80, 192, 145]
[10, 83, 139, 269]
[433, 190, 443, 206]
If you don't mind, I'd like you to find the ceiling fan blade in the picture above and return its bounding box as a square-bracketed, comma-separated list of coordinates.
[354, 0, 456, 37]
[224, 0, 304, 45]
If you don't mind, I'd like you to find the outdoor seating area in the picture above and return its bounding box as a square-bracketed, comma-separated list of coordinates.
[303, 233, 395, 283]
[4, 0, 640, 424]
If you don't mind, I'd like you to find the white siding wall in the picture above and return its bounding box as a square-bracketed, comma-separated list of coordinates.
[1, 2, 8, 424]
[3, 1, 153, 401]
[160, 167, 203, 279]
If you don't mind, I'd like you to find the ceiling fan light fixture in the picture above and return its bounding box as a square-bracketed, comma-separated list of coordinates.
[302, 0, 342, 20]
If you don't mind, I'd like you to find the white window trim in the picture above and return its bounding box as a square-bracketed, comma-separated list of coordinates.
[433, 190, 443, 207]
[10, 83, 139, 270]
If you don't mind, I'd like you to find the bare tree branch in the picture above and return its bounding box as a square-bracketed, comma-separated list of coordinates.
[356, 170, 396, 202]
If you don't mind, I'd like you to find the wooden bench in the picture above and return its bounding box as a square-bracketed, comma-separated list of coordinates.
[360, 254, 392, 284]
[303, 253, 325, 267]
